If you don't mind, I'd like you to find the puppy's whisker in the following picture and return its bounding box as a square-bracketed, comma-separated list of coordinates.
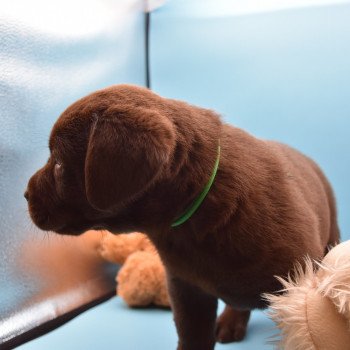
[57, 233, 69, 246]
[22, 220, 32, 231]
[39, 230, 48, 244]
[26, 220, 39, 235]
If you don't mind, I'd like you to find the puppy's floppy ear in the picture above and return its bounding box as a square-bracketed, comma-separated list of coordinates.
[85, 107, 175, 211]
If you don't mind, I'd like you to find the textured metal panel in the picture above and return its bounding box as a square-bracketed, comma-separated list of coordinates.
[0, 0, 145, 346]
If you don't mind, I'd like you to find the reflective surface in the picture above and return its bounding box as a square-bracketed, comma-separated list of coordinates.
[0, 0, 145, 346]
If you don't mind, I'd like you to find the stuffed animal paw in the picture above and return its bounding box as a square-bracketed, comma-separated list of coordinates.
[265, 240, 350, 350]
[99, 231, 170, 308]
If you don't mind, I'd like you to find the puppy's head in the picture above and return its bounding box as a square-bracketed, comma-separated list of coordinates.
[25, 85, 176, 235]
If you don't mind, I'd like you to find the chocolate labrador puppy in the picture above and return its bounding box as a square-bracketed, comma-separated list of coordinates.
[25, 85, 339, 349]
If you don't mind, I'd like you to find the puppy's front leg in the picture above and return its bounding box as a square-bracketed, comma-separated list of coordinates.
[167, 274, 218, 350]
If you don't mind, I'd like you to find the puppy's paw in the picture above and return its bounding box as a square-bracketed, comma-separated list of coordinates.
[215, 307, 250, 343]
[215, 320, 246, 343]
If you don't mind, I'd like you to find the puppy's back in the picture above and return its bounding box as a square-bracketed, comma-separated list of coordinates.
[267, 141, 340, 252]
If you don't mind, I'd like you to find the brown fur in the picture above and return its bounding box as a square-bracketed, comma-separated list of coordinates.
[25, 85, 340, 350]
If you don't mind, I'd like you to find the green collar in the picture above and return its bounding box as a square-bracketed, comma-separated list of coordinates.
[171, 143, 221, 228]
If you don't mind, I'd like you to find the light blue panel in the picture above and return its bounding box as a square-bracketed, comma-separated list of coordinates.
[0, 0, 145, 344]
[151, 0, 350, 240]
[19, 298, 276, 350]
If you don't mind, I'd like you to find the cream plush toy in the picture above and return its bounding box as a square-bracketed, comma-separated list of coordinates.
[266, 240, 350, 350]
[99, 231, 170, 308]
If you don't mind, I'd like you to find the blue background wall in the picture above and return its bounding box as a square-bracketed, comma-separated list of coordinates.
[151, 0, 350, 240]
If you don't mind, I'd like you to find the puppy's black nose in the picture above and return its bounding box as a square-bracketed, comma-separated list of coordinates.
[24, 190, 29, 201]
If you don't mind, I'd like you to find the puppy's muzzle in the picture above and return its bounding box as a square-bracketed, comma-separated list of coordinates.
[26, 168, 65, 231]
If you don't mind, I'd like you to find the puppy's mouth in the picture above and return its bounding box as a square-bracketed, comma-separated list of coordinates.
[29, 196, 111, 235]
[55, 223, 89, 236]
[26, 169, 113, 235]
[33, 217, 64, 232]
[28, 206, 64, 232]
[55, 222, 110, 236]
[91, 224, 109, 230]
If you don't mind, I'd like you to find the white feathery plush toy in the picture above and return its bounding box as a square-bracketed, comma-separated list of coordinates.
[265, 240, 350, 350]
